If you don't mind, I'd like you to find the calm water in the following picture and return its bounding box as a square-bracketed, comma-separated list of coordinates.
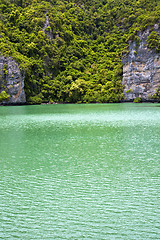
[0, 103, 160, 239]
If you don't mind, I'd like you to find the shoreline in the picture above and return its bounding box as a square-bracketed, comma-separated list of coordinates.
[0, 99, 159, 106]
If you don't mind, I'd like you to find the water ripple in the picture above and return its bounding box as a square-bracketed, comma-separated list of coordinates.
[0, 103, 160, 239]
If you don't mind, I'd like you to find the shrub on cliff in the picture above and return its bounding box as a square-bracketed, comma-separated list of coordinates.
[147, 31, 160, 53]
[149, 86, 160, 102]
[0, 91, 10, 102]
[133, 97, 142, 103]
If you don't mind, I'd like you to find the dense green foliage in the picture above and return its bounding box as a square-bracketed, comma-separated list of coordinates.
[147, 31, 160, 53]
[0, 0, 160, 103]
[0, 90, 10, 102]
[149, 86, 160, 102]
[133, 97, 142, 103]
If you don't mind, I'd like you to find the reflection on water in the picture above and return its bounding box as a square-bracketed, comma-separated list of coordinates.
[0, 103, 160, 239]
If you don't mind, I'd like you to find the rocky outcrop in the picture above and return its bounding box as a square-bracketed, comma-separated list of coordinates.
[122, 25, 160, 101]
[43, 11, 53, 40]
[0, 55, 26, 104]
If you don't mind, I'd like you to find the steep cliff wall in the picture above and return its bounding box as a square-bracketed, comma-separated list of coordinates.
[0, 56, 26, 104]
[122, 25, 160, 101]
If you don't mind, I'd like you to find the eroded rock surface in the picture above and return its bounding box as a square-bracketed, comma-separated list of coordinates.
[122, 25, 160, 101]
[43, 11, 53, 40]
[0, 55, 26, 104]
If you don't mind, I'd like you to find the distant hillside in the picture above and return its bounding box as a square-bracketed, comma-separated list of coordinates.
[0, 0, 160, 104]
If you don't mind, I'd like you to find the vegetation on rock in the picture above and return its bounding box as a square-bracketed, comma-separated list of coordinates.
[0, 0, 160, 103]
[133, 97, 142, 103]
[149, 86, 160, 102]
[0, 90, 10, 102]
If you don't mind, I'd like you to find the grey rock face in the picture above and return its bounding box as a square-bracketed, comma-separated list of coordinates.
[0, 55, 26, 104]
[122, 25, 160, 100]
[43, 11, 53, 40]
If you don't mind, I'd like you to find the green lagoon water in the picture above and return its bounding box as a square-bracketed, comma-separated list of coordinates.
[0, 103, 160, 239]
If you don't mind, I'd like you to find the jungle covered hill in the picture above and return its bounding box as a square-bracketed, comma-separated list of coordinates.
[0, 0, 160, 104]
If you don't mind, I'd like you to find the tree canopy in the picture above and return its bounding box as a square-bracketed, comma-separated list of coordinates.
[0, 0, 160, 103]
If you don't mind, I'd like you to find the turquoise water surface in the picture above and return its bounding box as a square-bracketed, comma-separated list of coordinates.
[0, 103, 160, 239]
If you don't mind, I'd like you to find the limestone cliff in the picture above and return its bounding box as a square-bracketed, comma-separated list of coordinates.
[122, 25, 160, 101]
[0, 55, 26, 104]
